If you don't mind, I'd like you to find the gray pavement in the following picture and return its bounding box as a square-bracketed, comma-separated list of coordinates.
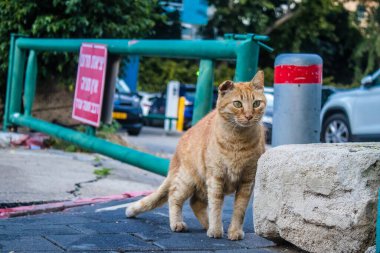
[0, 196, 302, 252]
[0, 148, 164, 205]
[0, 127, 179, 205]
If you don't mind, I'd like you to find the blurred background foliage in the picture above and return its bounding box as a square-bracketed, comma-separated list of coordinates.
[0, 0, 158, 98]
[140, 0, 379, 91]
[0, 0, 379, 96]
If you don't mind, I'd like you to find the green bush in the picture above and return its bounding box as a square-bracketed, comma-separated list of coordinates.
[0, 0, 158, 100]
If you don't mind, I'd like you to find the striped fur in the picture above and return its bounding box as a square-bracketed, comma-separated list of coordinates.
[126, 71, 266, 240]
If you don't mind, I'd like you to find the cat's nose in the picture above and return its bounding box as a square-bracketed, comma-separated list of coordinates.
[245, 115, 253, 120]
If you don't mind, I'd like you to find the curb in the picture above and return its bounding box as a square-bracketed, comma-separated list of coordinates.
[0, 191, 152, 219]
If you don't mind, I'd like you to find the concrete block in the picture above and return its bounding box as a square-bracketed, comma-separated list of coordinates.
[254, 143, 380, 253]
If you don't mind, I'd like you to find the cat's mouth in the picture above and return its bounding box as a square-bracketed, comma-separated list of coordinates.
[235, 119, 260, 128]
[233, 114, 264, 127]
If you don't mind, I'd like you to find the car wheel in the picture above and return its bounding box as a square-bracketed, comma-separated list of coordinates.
[127, 127, 142, 136]
[322, 113, 351, 143]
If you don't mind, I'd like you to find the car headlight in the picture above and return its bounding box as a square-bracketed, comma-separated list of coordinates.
[133, 96, 140, 103]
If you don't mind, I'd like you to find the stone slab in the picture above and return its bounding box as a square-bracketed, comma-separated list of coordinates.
[254, 143, 380, 253]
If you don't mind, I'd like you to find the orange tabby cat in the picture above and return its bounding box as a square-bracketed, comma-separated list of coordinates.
[126, 71, 266, 240]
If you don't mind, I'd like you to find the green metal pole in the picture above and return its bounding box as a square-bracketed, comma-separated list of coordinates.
[23, 50, 37, 116]
[9, 45, 26, 117]
[10, 114, 170, 176]
[3, 34, 16, 130]
[192, 59, 214, 125]
[86, 125, 96, 136]
[234, 40, 260, 82]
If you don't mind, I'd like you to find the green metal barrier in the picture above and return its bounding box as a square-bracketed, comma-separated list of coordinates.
[3, 34, 272, 176]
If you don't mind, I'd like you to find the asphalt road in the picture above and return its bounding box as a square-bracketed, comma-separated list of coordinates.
[0, 195, 302, 252]
[121, 126, 183, 157]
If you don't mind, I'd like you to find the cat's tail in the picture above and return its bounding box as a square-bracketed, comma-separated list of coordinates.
[125, 176, 171, 218]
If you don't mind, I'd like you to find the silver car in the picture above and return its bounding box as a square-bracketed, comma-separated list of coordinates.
[320, 69, 380, 143]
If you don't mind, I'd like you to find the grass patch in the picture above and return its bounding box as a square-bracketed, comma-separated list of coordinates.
[93, 167, 111, 177]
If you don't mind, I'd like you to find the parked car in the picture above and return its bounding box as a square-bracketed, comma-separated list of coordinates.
[138, 91, 161, 117]
[262, 87, 274, 144]
[113, 79, 143, 136]
[321, 86, 338, 108]
[181, 84, 218, 129]
[320, 69, 380, 143]
[146, 93, 166, 127]
[147, 84, 217, 128]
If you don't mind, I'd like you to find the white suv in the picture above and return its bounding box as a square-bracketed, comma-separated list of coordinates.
[321, 69, 380, 143]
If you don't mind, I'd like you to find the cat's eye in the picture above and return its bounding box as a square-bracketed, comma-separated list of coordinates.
[253, 100, 261, 108]
[233, 101, 242, 108]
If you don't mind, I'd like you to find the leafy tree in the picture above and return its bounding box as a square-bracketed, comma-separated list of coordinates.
[351, 2, 380, 83]
[204, 0, 371, 86]
[139, 58, 199, 92]
[267, 0, 362, 85]
[0, 0, 157, 99]
[149, 3, 182, 39]
[202, 0, 275, 37]
[138, 57, 236, 92]
[138, 1, 240, 92]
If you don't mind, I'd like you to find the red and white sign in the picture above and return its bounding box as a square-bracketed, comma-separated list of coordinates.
[72, 43, 108, 127]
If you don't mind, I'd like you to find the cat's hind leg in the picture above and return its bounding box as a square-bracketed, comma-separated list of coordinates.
[190, 192, 209, 230]
[168, 170, 193, 232]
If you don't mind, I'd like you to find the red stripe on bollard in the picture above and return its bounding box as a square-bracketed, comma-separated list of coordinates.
[274, 64, 322, 84]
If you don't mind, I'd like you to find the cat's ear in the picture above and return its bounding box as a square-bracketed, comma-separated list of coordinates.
[218, 80, 234, 96]
[250, 70, 264, 90]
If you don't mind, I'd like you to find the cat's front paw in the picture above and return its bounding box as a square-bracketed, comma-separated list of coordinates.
[227, 228, 245, 240]
[125, 202, 140, 218]
[207, 226, 224, 238]
[170, 221, 188, 232]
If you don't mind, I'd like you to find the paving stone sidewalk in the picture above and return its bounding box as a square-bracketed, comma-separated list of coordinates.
[0, 196, 302, 253]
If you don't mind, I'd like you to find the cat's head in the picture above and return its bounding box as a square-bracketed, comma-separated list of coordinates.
[216, 71, 266, 128]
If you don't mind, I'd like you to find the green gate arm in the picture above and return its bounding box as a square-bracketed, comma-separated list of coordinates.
[10, 114, 170, 176]
[16, 38, 239, 59]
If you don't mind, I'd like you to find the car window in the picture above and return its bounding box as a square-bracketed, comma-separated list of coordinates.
[116, 79, 131, 93]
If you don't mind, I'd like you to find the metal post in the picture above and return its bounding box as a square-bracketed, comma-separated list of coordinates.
[192, 59, 214, 125]
[86, 126, 96, 136]
[3, 34, 16, 130]
[176, 97, 186, 132]
[24, 50, 37, 116]
[234, 40, 260, 82]
[9, 45, 26, 117]
[101, 55, 120, 124]
[272, 54, 323, 146]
